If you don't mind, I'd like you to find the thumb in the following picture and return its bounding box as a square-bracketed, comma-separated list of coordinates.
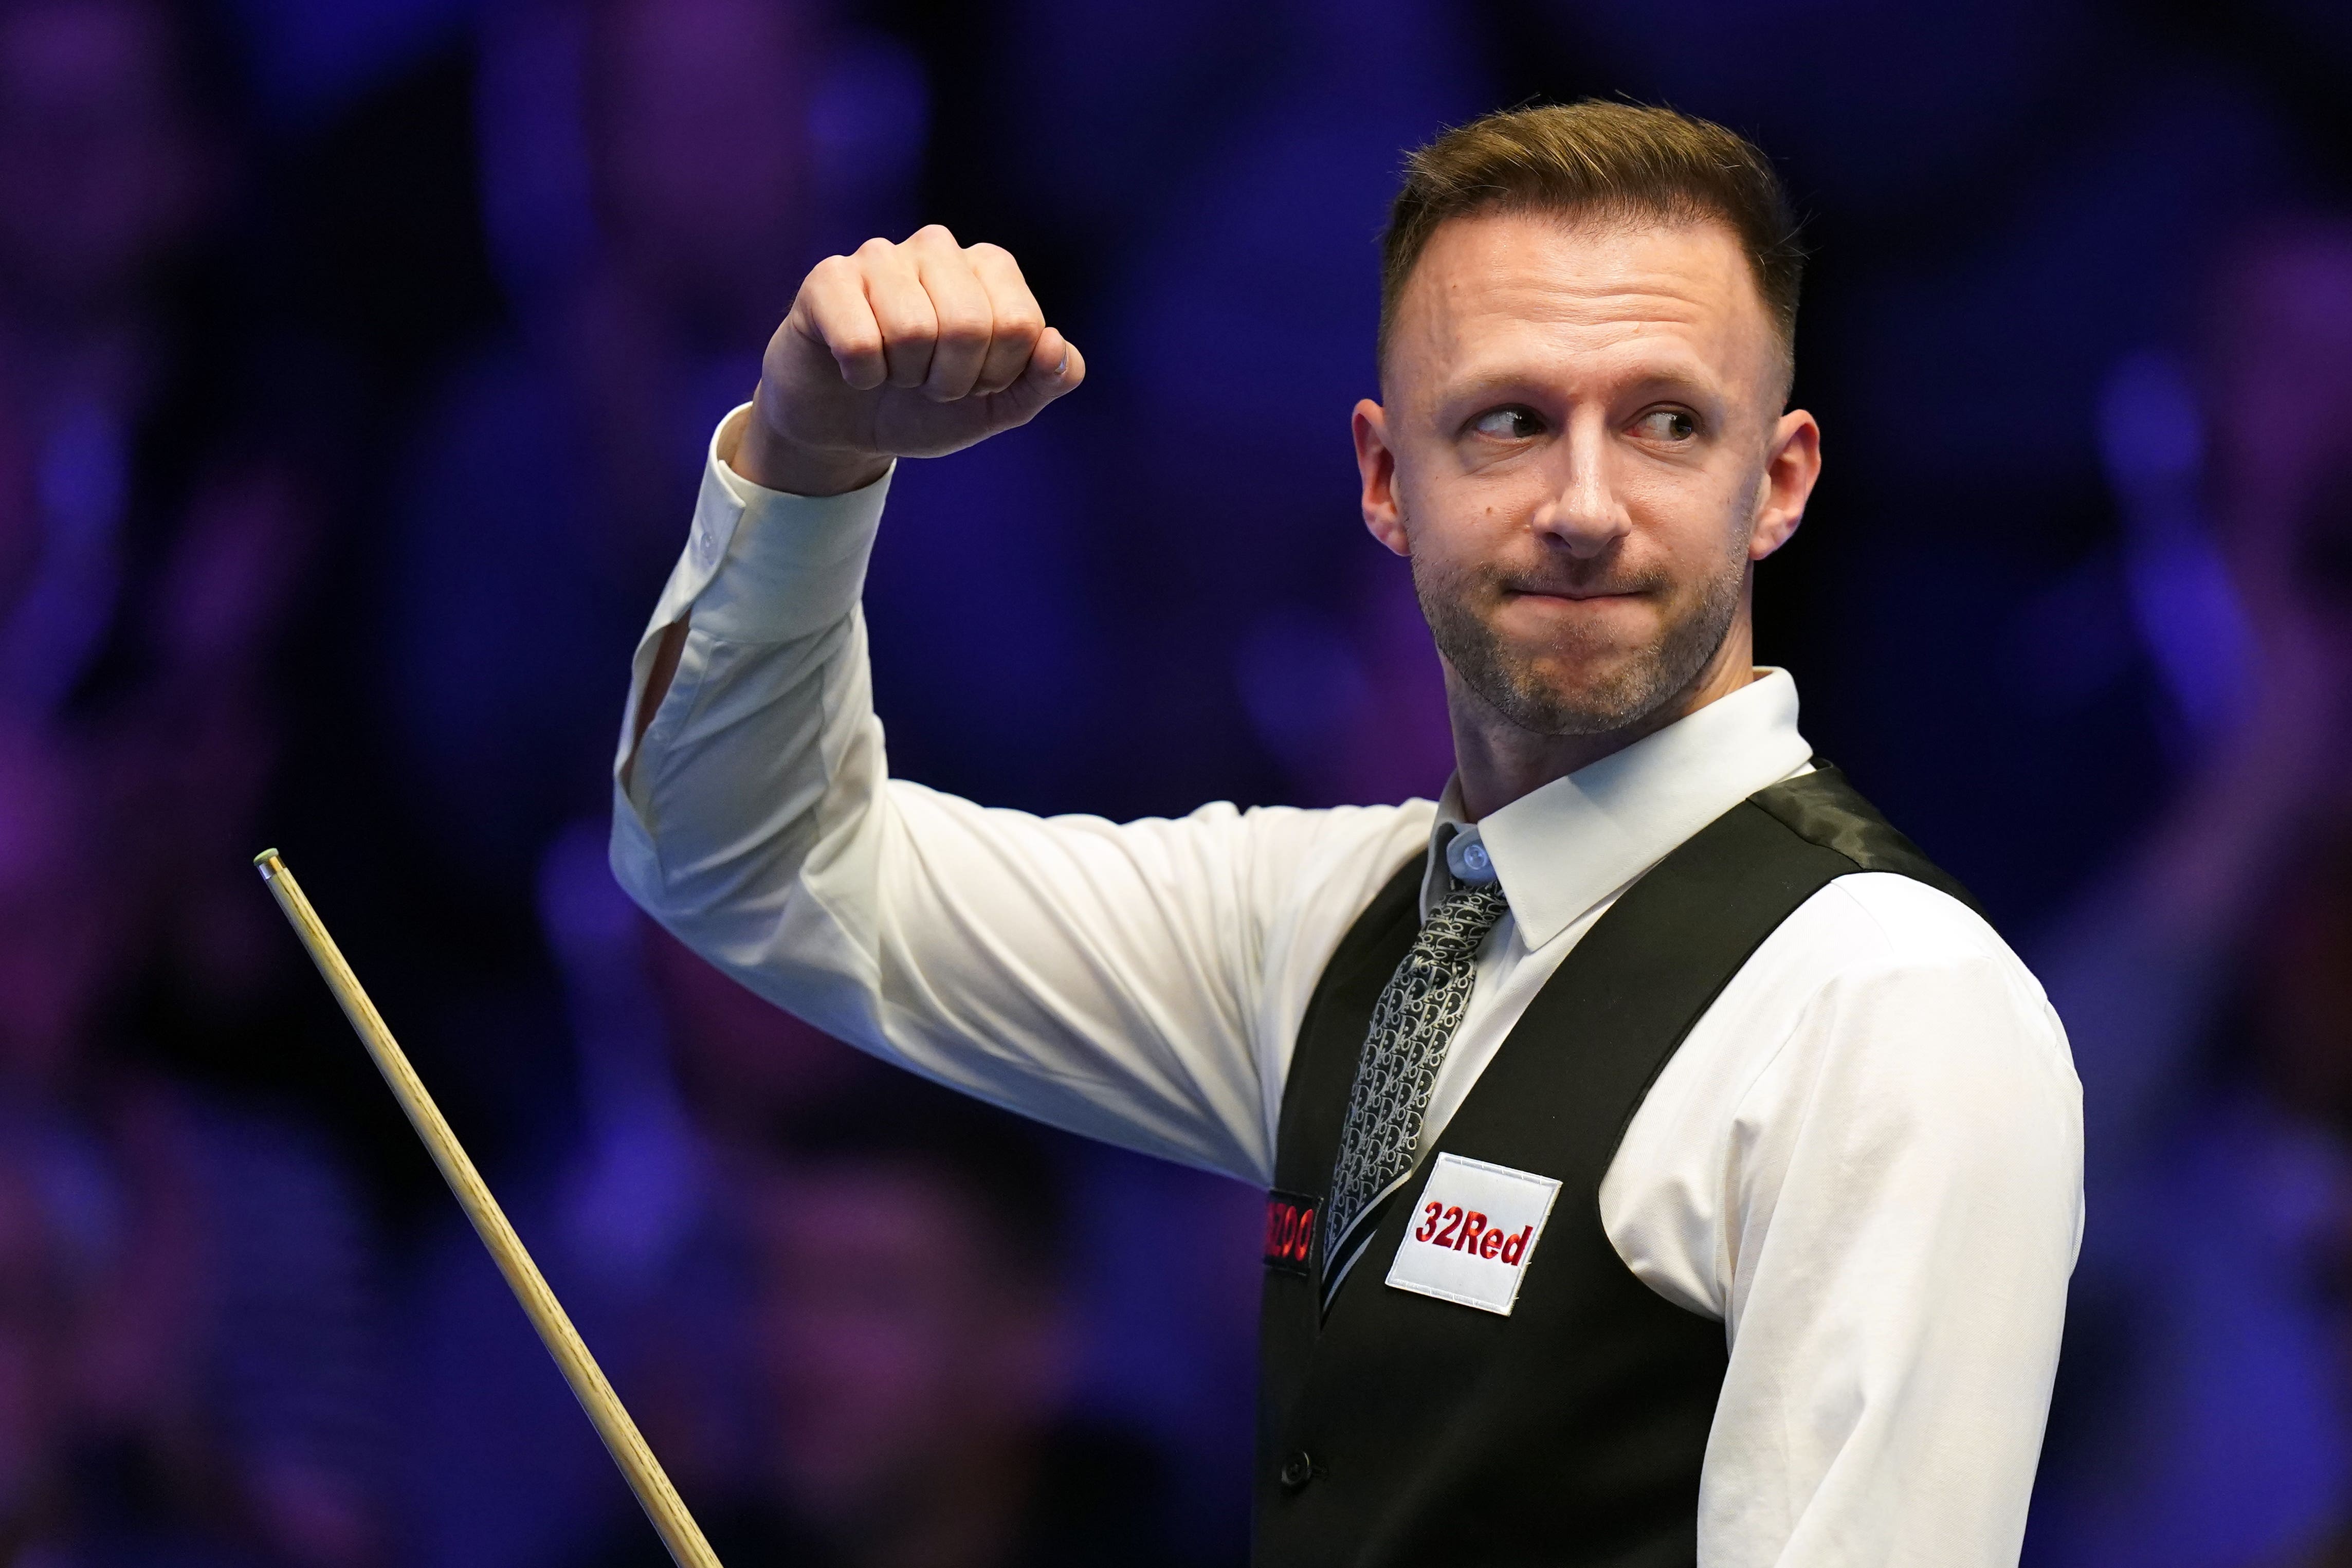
[984, 329, 1085, 431]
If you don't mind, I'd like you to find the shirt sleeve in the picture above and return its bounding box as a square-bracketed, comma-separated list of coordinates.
[1690, 876, 2084, 1567]
[610, 412, 1429, 1183]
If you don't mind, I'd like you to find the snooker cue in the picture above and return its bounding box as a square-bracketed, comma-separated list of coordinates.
[252, 849, 723, 1568]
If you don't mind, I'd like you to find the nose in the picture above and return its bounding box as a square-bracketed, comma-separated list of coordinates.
[1528, 418, 1631, 559]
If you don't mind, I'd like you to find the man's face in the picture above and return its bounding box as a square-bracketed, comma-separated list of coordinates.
[1355, 212, 1817, 738]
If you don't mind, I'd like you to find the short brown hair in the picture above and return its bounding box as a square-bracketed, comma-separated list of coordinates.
[1379, 101, 1804, 393]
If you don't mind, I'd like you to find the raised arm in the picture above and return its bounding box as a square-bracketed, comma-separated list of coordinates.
[611, 229, 1430, 1183]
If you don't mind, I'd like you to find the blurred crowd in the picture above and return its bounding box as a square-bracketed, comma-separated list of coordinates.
[0, 0, 2345, 1564]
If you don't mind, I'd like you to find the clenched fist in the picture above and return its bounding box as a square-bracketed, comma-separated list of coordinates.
[728, 225, 1086, 496]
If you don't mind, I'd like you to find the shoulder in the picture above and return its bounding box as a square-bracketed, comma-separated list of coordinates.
[1785, 872, 2058, 1033]
[1652, 871, 2076, 1170]
[1788, 870, 2020, 968]
[1713, 871, 2079, 1121]
[1614, 868, 2083, 1314]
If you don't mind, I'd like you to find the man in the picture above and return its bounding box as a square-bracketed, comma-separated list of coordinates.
[613, 102, 2082, 1565]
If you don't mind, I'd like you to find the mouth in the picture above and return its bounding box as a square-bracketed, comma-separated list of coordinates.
[1501, 584, 1650, 604]
[1491, 582, 1659, 644]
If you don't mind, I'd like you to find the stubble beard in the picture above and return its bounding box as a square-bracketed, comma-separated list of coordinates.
[1413, 548, 1748, 737]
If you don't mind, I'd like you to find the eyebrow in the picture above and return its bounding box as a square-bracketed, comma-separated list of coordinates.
[1434, 359, 1728, 415]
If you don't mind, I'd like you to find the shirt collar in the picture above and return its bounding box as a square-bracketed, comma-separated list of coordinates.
[1419, 669, 1814, 946]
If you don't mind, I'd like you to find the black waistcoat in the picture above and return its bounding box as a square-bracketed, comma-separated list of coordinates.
[1254, 766, 1974, 1567]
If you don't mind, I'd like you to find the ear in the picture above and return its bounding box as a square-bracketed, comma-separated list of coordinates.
[1354, 399, 1411, 557]
[1748, 408, 1821, 562]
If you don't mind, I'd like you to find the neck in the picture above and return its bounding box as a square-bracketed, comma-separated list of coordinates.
[1446, 613, 1757, 822]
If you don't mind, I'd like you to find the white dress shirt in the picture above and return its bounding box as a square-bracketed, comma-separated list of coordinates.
[612, 413, 2084, 1568]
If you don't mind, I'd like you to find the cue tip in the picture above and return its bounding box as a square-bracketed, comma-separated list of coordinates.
[253, 848, 283, 879]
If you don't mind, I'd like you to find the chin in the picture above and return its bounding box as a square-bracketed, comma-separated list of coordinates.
[1524, 648, 1648, 699]
[1490, 652, 1674, 735]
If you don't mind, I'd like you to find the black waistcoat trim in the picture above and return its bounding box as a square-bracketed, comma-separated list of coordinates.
[1253, 764, 1970, 1568]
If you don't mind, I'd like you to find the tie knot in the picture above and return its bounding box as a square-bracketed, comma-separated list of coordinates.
[1421, 882, 1508, 958]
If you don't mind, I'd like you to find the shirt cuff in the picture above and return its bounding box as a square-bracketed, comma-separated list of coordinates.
[656, 404, 895, 645]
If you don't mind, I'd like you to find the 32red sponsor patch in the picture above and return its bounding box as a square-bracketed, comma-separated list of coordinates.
[1384, 1153, 1561, 1317]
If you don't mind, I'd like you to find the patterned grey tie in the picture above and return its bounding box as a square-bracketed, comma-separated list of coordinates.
[1320, 866, 1509, 1299]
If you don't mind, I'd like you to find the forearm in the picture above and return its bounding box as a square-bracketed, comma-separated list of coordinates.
[612, 412, 895, 1011]
[614, 610, 891, 1032]
[627, 619, 690, 773]
[626, 404, 856, 760]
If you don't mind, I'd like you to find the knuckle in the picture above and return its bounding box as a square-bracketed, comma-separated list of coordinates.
[934, 314, 990, 352]
[853, 234, 896, 258]
[911, 222, 959, 248]
[799, 260, 851, 305]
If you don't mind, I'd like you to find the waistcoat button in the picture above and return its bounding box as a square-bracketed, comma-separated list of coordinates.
[1278, 1451, 1314, 1491]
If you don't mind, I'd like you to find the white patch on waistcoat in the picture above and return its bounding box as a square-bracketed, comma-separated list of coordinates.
[1384, 1152, 1561, 1316]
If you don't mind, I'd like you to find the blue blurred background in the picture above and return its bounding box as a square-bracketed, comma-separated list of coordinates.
[2, 0, 2350, 1563]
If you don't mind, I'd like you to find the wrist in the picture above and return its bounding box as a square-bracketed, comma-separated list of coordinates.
[726, 393, 891, 497]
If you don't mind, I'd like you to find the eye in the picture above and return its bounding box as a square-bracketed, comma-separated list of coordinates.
[1635, 408, 1698, 442]
[1469, 406, 1544, 441]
